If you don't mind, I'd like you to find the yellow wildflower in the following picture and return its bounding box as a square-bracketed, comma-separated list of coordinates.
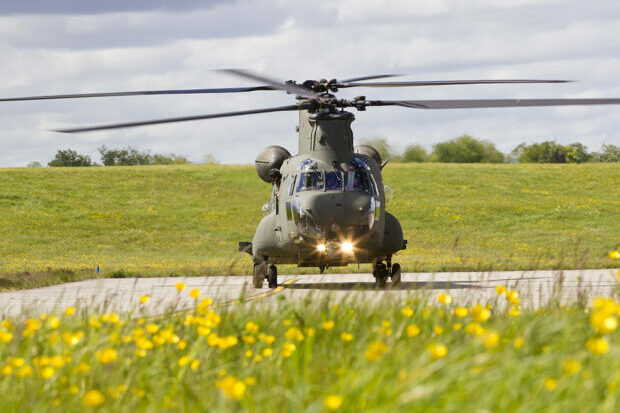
[175, 282, 186, 292]
[0, 331, 13, 344]
[609, 250, 620, 259]
[145, 324, 159, 334]
[483, 332, 499, 348]
[324, 394, 343, 411]
[260, 334, 275, 345]
[406, 324, 421, 337]
[495, 285, 506, 295]
[544, 378, 557, 391]
[454, 307, 468, 318]
[1, 365, 11, 376]
[586, 337, 609, 355]
[46, 316, 60, 329]
[465, 323, 486, 336]
[282, 342, 296, 357]
[68, 385, 79, 395]
[304, 327, 315, 338]
[285, 327, 304, 342]
[562, 359, 582, 376]
[471, 304, 491, 323]
[428, 343, 448, 359]
[262, 348, 273, 357]
[378, 320, 392, 337]
[453, 323, 462, 331]
[82, 390, 105, 407]
[217, 336, 238, 349]
[341, 332, 354, 342]
[189, 288, 201, 299]
[322, 320, 335, 330]
[437, 293, 453, 305]
[245, 321, 259, 334]
[506, 290, 520, 305]
[401, 306, 414, 317]
[433, 325, 443, 335]
[15, 365, 33, 378]
[215, 376, 246, 400]
[96, 348, 117, 364]
[242, 335, 256, 344]
[190, 360, 200, 370]
[39, 366, 55, 380]
[64, 307, 76, 316]
[509, 307, 520, 317]
[244, 377, 257, 386]
[139, 295, 149, 304]
[365, 341, 389, 362]
[178, 356, 190, 366]
[178, 340, 187, 350]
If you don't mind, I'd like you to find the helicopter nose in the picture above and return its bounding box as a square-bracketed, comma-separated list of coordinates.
[297, 192, 374, 232]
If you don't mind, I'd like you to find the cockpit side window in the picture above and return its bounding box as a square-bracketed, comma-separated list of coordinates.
[345, 170, 370, 192]
[288, 175, 297, 196]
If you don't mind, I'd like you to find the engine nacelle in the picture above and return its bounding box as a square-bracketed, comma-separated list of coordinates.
[354, 144, 382, 165]
[255, 145, 291, 183]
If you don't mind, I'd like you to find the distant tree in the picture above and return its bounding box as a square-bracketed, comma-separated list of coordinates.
[202, 154, 219, 164]
[400, 144, 428, 162]
[98, 146, 151, 166]
[152, 154, 189, 165]
[98, 146, 189, 166]
[592, 144, 620, 162]
[26, 161, 42, 167]
[48, 149, 93, 167]
[512, 141, 592, 163]
[431, 135, 504, 163]
[360, 137, 395, 161]
[565, 143, 592, 163]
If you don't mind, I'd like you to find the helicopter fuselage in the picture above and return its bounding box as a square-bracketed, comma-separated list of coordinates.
[246, 109, 405, 269]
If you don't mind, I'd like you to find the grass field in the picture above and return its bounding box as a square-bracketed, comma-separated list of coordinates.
[0, 286, 618, 411]
[0, 163, 618, 289]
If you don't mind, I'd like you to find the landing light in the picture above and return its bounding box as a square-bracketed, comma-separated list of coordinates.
[316, 243, 326, 253]
[341, 241, 354, 254]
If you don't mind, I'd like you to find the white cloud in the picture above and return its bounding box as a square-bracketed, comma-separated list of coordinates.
[0, 0, 619, 167]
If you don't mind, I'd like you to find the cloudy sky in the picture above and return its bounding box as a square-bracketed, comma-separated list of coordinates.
[1, 0, 619, 166]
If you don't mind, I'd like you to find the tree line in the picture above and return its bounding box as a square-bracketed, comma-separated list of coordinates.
[364, 135, 620, 163]
[29, 138, 619, 167]
[29, 146, 220, 167]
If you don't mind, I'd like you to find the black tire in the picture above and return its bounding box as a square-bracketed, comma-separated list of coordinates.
[267, 264, 278, 288]
[373, 263, 388, 289]
[253, 264, 264, 289]
[391, 263, 401, 286]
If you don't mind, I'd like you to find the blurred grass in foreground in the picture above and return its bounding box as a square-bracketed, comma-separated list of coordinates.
[0, 163, 618, 289]
[0, 283, 618, 412]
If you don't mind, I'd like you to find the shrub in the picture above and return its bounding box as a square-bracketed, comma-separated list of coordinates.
[431, 135, 504, 163]
[512, 141, 592, 163]
[400, 144, 428, 162]
[98, 146, 189, 166]
[592, 144, 620, 162]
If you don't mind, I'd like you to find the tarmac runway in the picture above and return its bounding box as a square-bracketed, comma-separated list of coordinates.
[0, 269, 617, 318]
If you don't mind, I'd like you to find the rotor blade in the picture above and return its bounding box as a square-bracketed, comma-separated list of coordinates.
[339, 74, 402, 83]
[220, 69, 317, 98]
[338, 79, 572, 88]
[0, 86, 276, 102]
[53, 104, 306, 133]
[371, 98, 620, 110]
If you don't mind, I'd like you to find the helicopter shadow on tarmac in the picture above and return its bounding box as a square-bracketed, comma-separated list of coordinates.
[283, 280, 481, 291]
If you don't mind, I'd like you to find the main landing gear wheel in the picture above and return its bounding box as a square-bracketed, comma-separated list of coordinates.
[253, 263, 264, 289]
[267, 264, 278, 289]
[391, 263, 402, 286]
[373, 262, 388, 289]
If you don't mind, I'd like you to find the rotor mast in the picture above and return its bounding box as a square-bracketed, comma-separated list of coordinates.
[298, 108, 355, 163]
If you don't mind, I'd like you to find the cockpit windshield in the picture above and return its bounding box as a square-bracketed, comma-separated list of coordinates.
[296, 172, 324, 192]
[325, 171, 343, 190]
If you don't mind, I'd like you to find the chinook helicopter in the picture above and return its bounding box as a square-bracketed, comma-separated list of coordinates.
[3, 69, 620, 288]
